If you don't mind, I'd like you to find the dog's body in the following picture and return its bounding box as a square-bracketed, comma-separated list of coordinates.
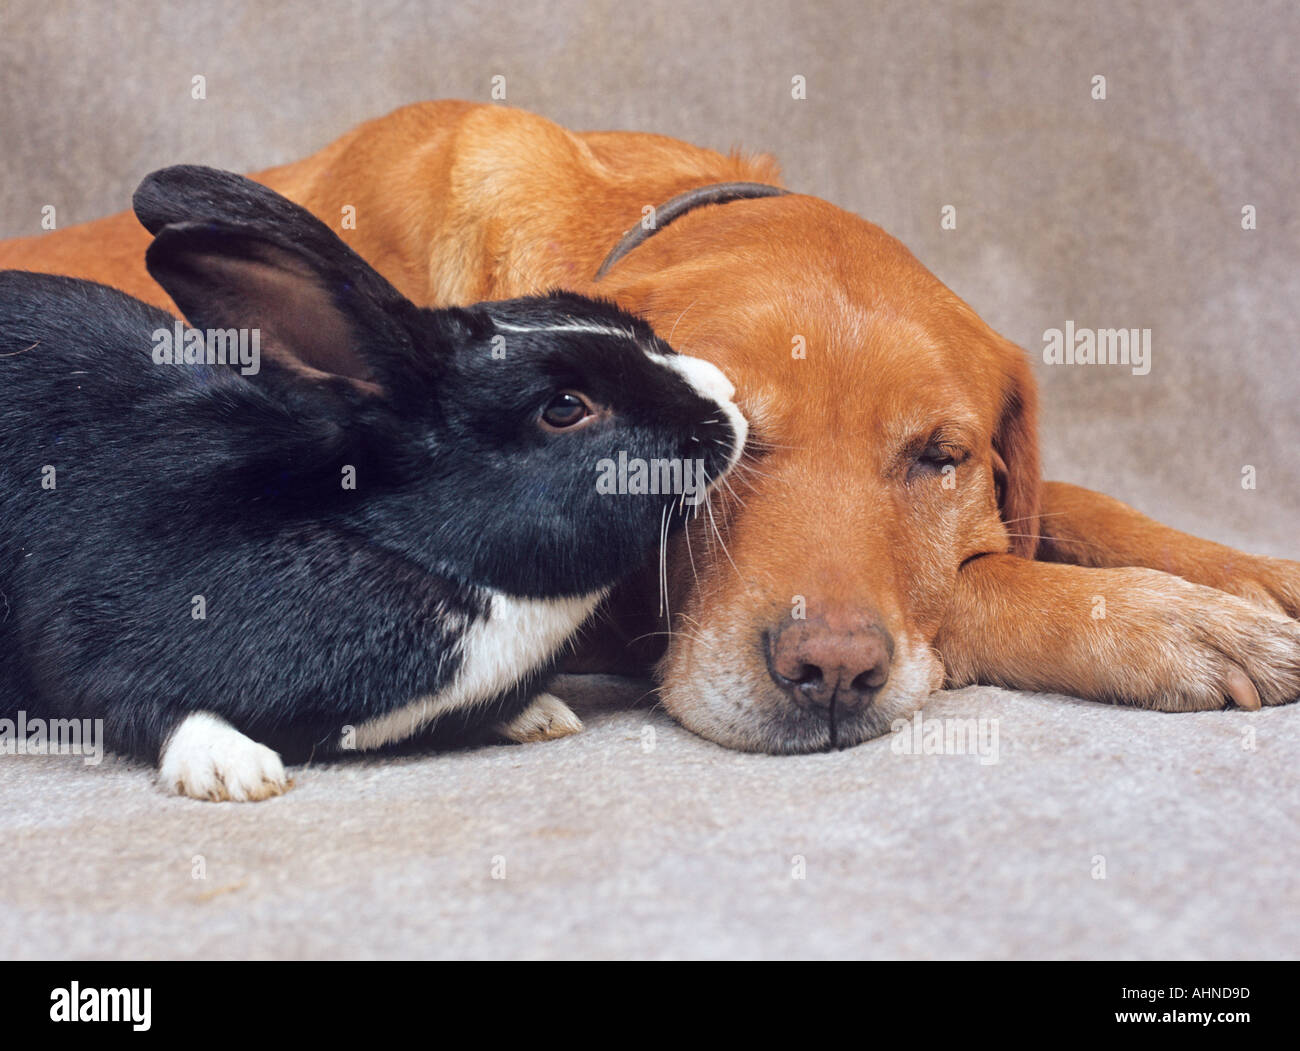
[4, 101, 1298, 752]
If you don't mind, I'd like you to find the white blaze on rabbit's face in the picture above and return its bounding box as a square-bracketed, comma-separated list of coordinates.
[656, 353, 749, 473]
[349, 588, 605, 750]
[489, 319, 639, 342]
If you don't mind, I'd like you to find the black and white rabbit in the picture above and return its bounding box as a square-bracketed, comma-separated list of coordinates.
[0, 165, 746, 801]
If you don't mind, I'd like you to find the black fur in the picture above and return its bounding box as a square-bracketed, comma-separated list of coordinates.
[0, 166, 740, 766]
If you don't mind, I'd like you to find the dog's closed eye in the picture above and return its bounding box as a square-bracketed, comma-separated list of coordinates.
[916, 443, 967, 469]
[904, 433, 972, 481]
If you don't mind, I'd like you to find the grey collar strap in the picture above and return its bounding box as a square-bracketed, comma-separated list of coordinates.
[593, 181, 790, 281]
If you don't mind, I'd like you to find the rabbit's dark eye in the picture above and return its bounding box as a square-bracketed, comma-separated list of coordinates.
[540, 391, 595, 431]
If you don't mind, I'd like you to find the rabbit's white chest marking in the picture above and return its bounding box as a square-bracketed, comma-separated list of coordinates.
[349, 588, 605, 750]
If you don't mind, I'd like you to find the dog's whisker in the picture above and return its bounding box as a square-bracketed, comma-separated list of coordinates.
[1002, 532, 1114, 554]
[716, 468, 747, 509]
[703, 486, 744, 582]
[657, 503, 671, 621]
[666, 297, 701, 345]
[1001, 511, 1070, 526]
[683, 502, 700, 585]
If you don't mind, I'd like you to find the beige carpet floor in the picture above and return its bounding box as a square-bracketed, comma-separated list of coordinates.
[2, 673, 1296, 960]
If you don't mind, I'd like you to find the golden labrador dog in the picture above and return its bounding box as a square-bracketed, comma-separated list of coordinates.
[4, 100, 1297, 752]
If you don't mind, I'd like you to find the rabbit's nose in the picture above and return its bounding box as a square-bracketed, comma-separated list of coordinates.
[666, 354, 736, 404]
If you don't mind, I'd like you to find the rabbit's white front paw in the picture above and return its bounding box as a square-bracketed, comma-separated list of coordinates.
[159, 712, 290, 802]
[496, 693, 584, 743]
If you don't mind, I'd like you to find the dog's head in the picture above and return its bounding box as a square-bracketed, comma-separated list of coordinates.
[597, 194, 1040, 752]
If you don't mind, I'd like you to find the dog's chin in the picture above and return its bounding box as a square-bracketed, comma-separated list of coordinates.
[658, 638, 942, 755]
[677, 699, 901, 754]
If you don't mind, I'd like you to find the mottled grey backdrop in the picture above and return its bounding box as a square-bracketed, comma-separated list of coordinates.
[1, 0, 1296, 552]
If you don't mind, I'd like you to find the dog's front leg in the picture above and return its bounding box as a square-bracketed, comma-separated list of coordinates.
[1035, 480, 1300, 617]
[936, 553, 1300, 710]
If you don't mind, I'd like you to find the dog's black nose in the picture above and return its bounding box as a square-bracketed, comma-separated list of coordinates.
[765, 615, 893, 712]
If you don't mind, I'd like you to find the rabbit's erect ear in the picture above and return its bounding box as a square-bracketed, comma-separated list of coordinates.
[136, 165, 326, 241]
[145, 219, 414, 396]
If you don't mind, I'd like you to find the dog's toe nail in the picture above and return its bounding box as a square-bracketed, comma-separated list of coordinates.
[1225, 666, 1261, 710]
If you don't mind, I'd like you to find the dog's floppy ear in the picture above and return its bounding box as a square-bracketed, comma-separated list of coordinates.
[144, 219, 411, 398]
[992, 343, 1042, 559]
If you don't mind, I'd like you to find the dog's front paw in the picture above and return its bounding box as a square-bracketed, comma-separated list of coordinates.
[1191, 553, 1300, 619]
[159, 712, 290, 802]
[1111, 571, 1300, 711]
[496, 692, 584, 743]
